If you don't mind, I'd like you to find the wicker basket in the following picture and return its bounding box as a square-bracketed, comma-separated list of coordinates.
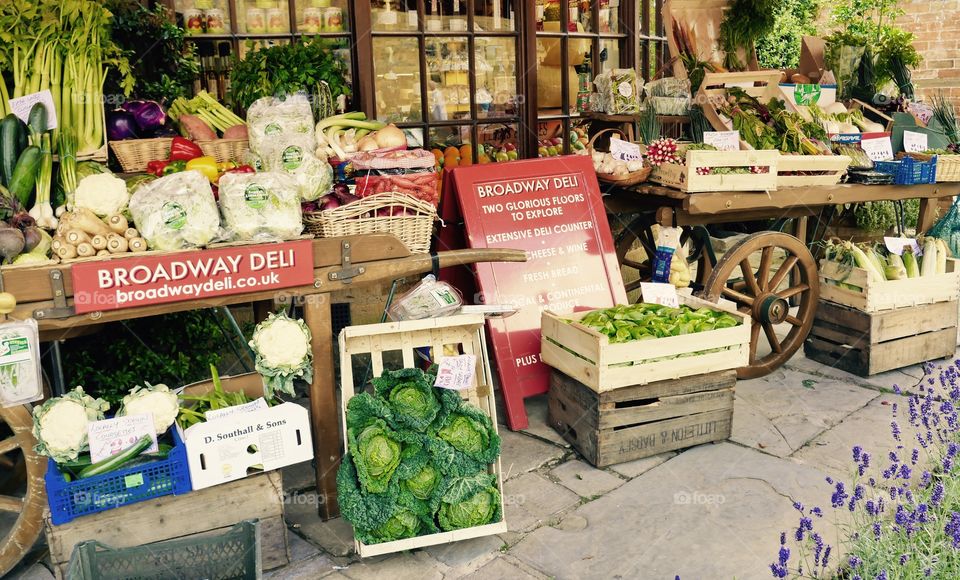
[303, 192, 436, 253]
[109, 138, 173, 172]
[588, 128, 653, 187]
[900, 152, 960, 182]
[199, 139, 250, 164]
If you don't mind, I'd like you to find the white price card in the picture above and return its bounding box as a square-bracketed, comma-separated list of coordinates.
[903, 130, 929, 153]
[434, 354, 477, 391]
[703, 131, 740, 152]
[204, 397, 269, 422]
[87, 414, 158, 464]
[8, 90, 58, 130]
[860, 136, 894, 162]
[406, 10, 418, 27]
[884, 236, 922, 256]
[609, 137, 642, 161]
[640, 282, 680, 308]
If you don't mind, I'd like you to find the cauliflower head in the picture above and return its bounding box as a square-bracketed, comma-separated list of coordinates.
[249, 311, 313, 399]
[118, 383, 179, 435]
[32, 386, 109, 463]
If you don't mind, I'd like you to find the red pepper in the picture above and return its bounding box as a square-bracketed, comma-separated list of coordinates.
[169, 136, 203, 161]
[146, 159, 169, 177]
[226, 165, 255, 174]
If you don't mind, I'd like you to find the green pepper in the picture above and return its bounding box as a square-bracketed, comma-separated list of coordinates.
[162, 159, 187, 175]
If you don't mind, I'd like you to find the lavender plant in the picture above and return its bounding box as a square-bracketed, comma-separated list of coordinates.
[772, 360, 960, 579]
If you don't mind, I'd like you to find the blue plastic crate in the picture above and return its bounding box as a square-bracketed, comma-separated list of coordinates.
[874, 155, 938, 185]
[46, 428, 192, 525]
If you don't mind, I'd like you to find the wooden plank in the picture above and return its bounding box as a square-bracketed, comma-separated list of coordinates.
[819, 259, 960, 313]
[304, 294, 340, 520]
[596, 409, 732, 466]
[814, 300, 870, 333]
[871, 300, 959, 343]
[867, 328, 957, 375]
[46, 472, 284, 574]
[650, 150, 779, 193]
[599, 388, 735, 429]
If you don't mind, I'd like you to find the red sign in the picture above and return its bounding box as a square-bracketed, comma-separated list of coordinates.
[71, 240, 315, 314]
[449, 156, 626, 430]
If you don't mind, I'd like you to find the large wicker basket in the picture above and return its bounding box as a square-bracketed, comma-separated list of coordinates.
[199, 139, 250, 164]
[109, 138, 173, 172]
[588, 128, 652, 187]
[900, 152, 960, 182]
[303, 192, 436, 253]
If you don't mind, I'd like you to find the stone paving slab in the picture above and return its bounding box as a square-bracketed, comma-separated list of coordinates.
[548, 460, 625, 498]
[265, 553, 337, 579]
[606, 451, 676, 479]
[731, 371, 878, 457]
[460, 555, 549, 580]
[503, 472, 582, 533]
[509, 442, 836, 580]
[7, 564, 54, 580]
[784, 351, 923, 392]
[284, 493, 356, 557]
[499, 429, 567, 481]
[423, 534, 503, 576]
[340, 551, 445, 580]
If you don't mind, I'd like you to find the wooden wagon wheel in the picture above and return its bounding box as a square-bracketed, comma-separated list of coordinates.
[615, 215, 712, 296]
[0, 404, 46, 576]
[698, 232, 819, 380]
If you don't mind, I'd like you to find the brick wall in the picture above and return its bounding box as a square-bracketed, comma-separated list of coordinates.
[895, 1, 960, 102]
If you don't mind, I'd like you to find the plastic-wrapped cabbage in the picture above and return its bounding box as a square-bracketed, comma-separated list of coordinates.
[247, 94, 317, 160]
[218, 172, 304, 241]
[263, 145, 333, 202]
[129, 170, 222, 251]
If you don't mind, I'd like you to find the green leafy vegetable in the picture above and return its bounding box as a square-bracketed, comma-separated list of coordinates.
[572, 303, 740, 344]
[438, 473, 502, 532]
[349, 418, 404, 494]
[372, 368, 459, 433]
[436, 405, 501, 465]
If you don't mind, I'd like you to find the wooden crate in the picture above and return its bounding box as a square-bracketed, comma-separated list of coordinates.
[548, 369, 736, 467]
[650, 149, 779, 192]
[338, 314, 507, 558]
[804, 300, 958, 376]
[45, 471, 288, 579]
[777, 154, 851, 188]
[819, 258, 960, 313]
[540, 294, 751, 392]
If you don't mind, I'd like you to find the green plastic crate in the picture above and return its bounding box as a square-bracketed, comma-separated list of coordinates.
[66, 519, 261, 580]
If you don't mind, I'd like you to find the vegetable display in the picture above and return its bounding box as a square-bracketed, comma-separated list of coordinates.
[117, 383, 179, 436]
[249, 312, 313, 399]
[824, 238, 952, 284]
[128, 171, 222, 251]
[570, 303, 742, 344]
[167, 91, 246, 140]
[177, 364, 254, 430]
[337, 368, 502, 545]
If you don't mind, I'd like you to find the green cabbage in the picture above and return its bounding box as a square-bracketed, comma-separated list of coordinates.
[129, 171, 222, 250]
[405, 463, 441, 501]
[438, 473, 501, 531]
[436, 404, 501, 465]
[350, 419, 403, 494]
[371, 507, 421, 542]
[32, 387, 109, 463]
[372, 368, 456, 433]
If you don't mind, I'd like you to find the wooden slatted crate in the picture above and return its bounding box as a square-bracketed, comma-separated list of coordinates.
[45, 471, 288, 579]
[548, 369, 736, 467]
[338, 314, 507, 558]
[804, 299, 959, 377]
[650, 149, 779, 192]
[819, 258, 960, 312]
[541, 294, 750, 392]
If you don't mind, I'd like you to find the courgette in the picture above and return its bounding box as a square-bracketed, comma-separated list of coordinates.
[0, 114, 25, 187]
[7, 146, 41, 207]
[77, 434, 153, 479]
[27, 103, 48, 141]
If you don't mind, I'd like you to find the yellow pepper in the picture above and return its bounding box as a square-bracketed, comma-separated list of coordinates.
[185, 156, 219, 183]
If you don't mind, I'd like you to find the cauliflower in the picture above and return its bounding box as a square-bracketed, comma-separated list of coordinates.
[118, 383, 179, 435]
[74, 173, 130, 217]
[32, 386, 110, 463]
[249, 311, 313, 399]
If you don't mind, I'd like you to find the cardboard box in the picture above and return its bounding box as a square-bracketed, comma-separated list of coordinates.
[177, 373, 313, 490]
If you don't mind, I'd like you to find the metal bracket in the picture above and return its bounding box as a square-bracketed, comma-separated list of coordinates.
[328, 240, 365, 284]
[33, 270, 76, 320]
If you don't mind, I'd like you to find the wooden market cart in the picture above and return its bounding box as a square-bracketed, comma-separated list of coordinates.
[605, 182, 959, 379]
[0, 234, 524, 576]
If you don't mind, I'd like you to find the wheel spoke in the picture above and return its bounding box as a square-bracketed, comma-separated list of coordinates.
[624, 278, 645, 293]
[0, 495, 22, 512]
[757, 247, 773, 291]
[768, 255, 799, 290]
[740, 259, 761, 296]
[621, 258, 647, 270]
[0, 435, 20, 456]
[785, 314, 803, 327]
[778, 284, 809, 300]
[764, 322, 783, 354]
[722, 286, 755, 306]
[749, 322, 761, 362]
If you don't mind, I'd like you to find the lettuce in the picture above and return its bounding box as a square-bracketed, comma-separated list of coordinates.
[129, 170, 222, 250]
[218, 172, 304, 241]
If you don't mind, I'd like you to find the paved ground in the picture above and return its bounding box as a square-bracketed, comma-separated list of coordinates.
[9, 346, 944, 580]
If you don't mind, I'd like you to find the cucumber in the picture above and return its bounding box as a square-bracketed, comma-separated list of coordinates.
[27, 102, 48, 137]
[316, 81, 334, 119]
[7, 146, 41, 208]
[0, 114, 25, 187]
[78, 434, 153, 479]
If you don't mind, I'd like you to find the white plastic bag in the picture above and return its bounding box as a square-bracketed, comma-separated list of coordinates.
[0, 319, 43, 408]
[218, 172, 304, 241]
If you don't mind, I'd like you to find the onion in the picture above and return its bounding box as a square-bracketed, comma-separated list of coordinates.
[320, 194, 341, 211]
[357, 135, 379, 152]
[373, 124, 407, 149]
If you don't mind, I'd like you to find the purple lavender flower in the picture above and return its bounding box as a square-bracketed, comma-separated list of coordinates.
[944, 456, 953, 472]
[899, 464, 912, 480]
[932, 482, 945, 506]
[831, 482, 848, 508]
[822, 545, 831, 568]
[925, 569, 933, 577]
[899, 553, 908, 566]
[877, 570, 888, 580]
[793, 501, 803, 512]
[849, 555, 862, 569]
[811, 507, 823, 518]
[853, 445, 863, 462]
[891, 421, 902, 441]
[873, 522, 882, 539]
[812, 533, 823, 566]
[778, 546, 790, 566]
[889, 451, 899, 462]
[921, 471, 932, 487]
[944, 512, 960, 548]
[866, 499, 878, 516]
[769, 564, 787, 578]
[894, 384, 902, 394]
[779, 532, 786, 545]
[911, 448, 920, 464]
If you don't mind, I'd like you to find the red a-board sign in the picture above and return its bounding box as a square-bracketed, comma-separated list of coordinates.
[445, 156, 626, 430]
[71, 239, 315, 314]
